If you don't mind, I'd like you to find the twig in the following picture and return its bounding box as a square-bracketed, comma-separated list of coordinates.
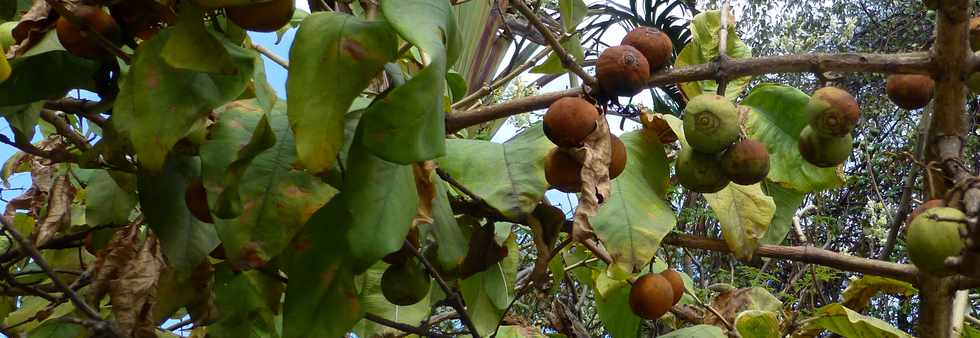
[510, 0, 597, 88]
[0, 216, 105, 324]
[164, 317, 195, 331]
[0, 134, 73, 163]
[40, 110, 92, 152]
[42, 0, 130, 63]
[43, 98, 108, 127]
[715, 1, 731, 95]
[364, 313, 453, 338]
[685, 288, 734, 331]
[451, 45, 554, 110]
[403, 240, 481, 338]
[446, 51, 934, 133]
[253, 44, 289, 69]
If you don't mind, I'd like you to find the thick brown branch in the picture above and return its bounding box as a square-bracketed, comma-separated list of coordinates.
[446, 52, 933, 133]
[44, 98, 107, 127]
[662, 233, 920, 283]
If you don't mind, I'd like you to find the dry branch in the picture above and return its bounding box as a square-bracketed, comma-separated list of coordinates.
[446, 52, 933, 133]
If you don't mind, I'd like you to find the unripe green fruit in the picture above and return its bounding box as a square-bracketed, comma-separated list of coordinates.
[676, 147, 730, 193]
[381, 261, 431, 306]
[806, 87, 859, 137]
[543, 97, 599, 147]
[798, 126, 852, 168]
[720, 139, 770, 185]
[907, 207, 966, 276]
[0, 22, 16, 51]
[629, 273, 674, 320]
[682, 94, 739, 154]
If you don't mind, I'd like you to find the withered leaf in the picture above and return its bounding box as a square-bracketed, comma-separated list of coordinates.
[90, 226, 165, 338]
[33, 174, 74, 247]
[571, 117, 613, 242]
[412, 161, 436, 227]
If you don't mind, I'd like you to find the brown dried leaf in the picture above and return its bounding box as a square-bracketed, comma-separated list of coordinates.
[33, 174, 74, 246]
[639, 112, 677, 144]
[703, 287, 782, 327]
[571, 117, 613, 242]
[412, 161, 436, 227]
[9, 0, 54, 57]
[90, 226, 165, 338]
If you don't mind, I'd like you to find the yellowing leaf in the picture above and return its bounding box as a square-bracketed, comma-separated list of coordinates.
[703, 183, 775, 260]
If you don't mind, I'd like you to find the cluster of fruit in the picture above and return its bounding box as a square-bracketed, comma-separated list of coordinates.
[44, 0, 293, 60]
[596, 26, 674, 97]
[677, 94, 770, 193]
[797, 87, 860, 168]
[629, 269, 685, 320]
[542, 97, 626, 192]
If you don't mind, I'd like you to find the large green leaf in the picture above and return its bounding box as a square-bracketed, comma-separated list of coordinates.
[287, 12, 397, 173]
[735, 310, 781, 338]
[809, 304, 912, 338]
[674, 10, 752, 100]
[343, 133, 418, 273]
[86, 170, 136, 226]
[558, 0, 588, 32]
[461, 233, 518, 336]
[840, 276, 916, 312]
[113, 28, 254, 171]
[200, 100, 337, 269]
[0, 31, 99, 106]
[211, 113, 276, 219]
[759, 181, 806, 245]
[592, 130, 675, 276]
[283, 198, 363, 338]
[1, 102, 42, 142]
[138, 156, 219, 269]
[209, 263, 284, 338]
[353, 262, 431, 337]
[658, 325, 726, 338]
[161, 1, 237, 74]
[437, 125, 552, 220]
[595, 277, 641, 338]
[27, 318, 86, 338]
[431, 179, 468, 270]
[703, 183, 775, 260]
[742, 84, 846, 192]
[360, 0, 460, 163]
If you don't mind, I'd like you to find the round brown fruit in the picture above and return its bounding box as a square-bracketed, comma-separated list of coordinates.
[806, 87, 859, 137]
[906, 207, 966, 276]
[381, 260, 431, 306]
[676, 147, 730, 193]
[610, 135, 627, 179]
[543, 97, 599, 147]
[907, 199, 946, 225]
[621, 26, 673, 70]
[544, 137, 628, 193]
[886, 74, 935, 110]
[56, 5, 121, 59]
[596, 45, 650, 97]
[720, 139, 770, 185]
[628, 273, 675, 320]
[185, 178, 214, 224]
[659, 269, 685, 305]
[798, 126, 852, 168]
[682, 94, 740, 154]
[226, 0, 295, 32]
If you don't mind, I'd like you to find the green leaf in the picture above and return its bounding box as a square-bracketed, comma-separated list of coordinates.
[112, 28, 254, 171]
[446, 70, 468, 102]
[2, 296, 75, 334]
[343, 133, 417, 273]
[191, 0, 274, 8]
[496, 326, 547, 337]
[595, 278, 641, 338]
[657, 325, 726, 338]
[592, 130, 675, 276]
[703, 183, 775, 260]
[759, 181, 805, 245]
[283, 198, 363, 338]
[840, 276, 916, 312]
[209, 263, 284, 338]
[1, 101, 42, 142]
[27, 318, 86, 338]
[809, 304, 912, 338]
[251, 50, 277, 114]
[531, 36, 584, 75]
[286, 12, 397, 173]
[735, 310, 781, 338]
[138, 155, 220, 269]
[674, 10, 752, 100]
[742, 84, 846, 192]
[0, 49, 98, 106]
[461, 234, 518, 336]
[85, 170, 137, 226]
[213, 113, 276, 219]
[360, 0, 459, 163]
[558, 0, 588, 32]
[431, 178, 468, 271]
[162, 2, 237, 74]
[437, 125, 552, 220]
[201, 100, 337, 268]
[353, 262, 431, 338]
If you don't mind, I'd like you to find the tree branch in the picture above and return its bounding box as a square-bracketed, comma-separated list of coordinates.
[40, 110, 92, 152]
[715, 1, 731, 95]
[364, 312, 453, 338]
[253, 44, 289, 69]
[446, 52, 933, 133]
[510, 0, 597, 88]
[404, 240, 481, 338]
